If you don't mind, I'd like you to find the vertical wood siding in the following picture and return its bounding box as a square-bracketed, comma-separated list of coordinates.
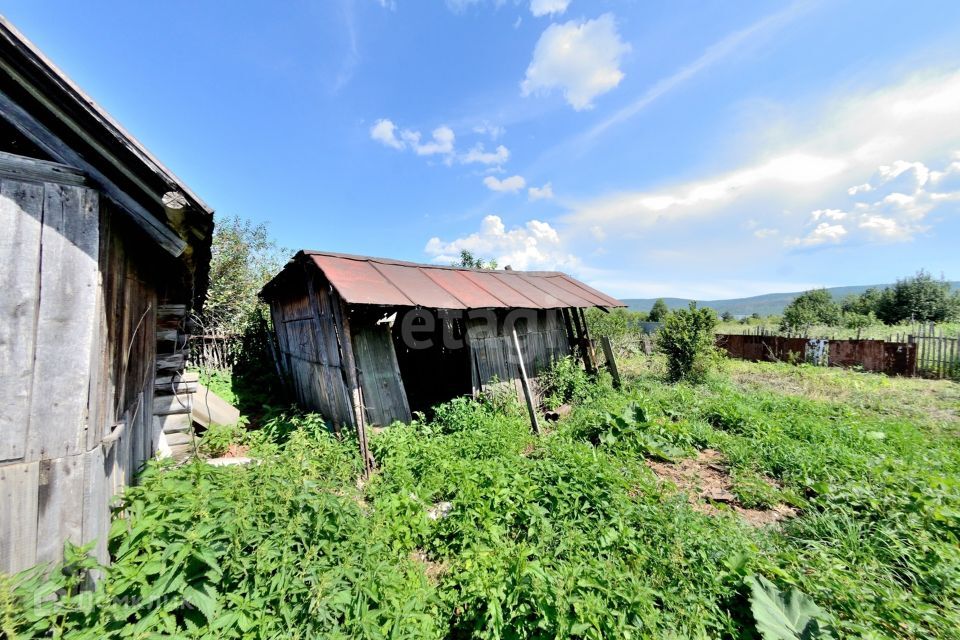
[352, 324, 411, 426]
[269, 272, 354, 429]
[0, 176, 167, 574]
[468, 309, 572, 401]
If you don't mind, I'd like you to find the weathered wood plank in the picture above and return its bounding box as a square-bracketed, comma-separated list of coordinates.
[601, 336, 622, 389]
[0, 461, 39, 573]
[0, 179, 44, 461]
[155, 352, 186, 372]
[153, 394, 192, 416]
[0, 150, 85, 186]
[80, 446, 110, 567]
[353, 324, 411, 426]
[155, 412, 192, 435]
[36, 454, 84, 565]
[26, 184, 99, 461]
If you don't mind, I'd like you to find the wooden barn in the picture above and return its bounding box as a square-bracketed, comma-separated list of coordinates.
[261, 251, 624, 462]
[0, 19, 213, 574]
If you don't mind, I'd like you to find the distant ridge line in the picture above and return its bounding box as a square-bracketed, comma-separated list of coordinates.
[621, 281, 960, 316]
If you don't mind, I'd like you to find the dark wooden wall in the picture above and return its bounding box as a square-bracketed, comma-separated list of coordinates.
[467, 308, 571, 401]
[268, 271, 355, 429]
[0, 165, 186, 574]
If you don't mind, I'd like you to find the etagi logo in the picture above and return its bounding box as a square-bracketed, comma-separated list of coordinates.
[396, 308, 539, 364]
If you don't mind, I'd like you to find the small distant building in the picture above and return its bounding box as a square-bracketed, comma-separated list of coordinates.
[260, 251, 624, 438]
[0, 19, 213, 573]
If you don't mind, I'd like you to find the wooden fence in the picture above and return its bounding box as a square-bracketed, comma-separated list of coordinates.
[909, 324, 960, 379]
[717, 327, 959, 379]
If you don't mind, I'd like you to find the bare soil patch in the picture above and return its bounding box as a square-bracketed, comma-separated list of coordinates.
[647, 449, 797, 527]
[410, 549, 449, 583]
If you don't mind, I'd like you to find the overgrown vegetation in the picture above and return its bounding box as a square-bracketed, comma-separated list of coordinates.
[657, 302, 721, 382]
[195, 217, 289, 415]
[3, 357, 959, 638]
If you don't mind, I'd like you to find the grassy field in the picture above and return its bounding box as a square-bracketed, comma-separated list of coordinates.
[3, 357, 959, 639]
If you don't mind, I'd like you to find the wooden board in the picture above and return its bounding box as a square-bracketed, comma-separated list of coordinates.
[80, 446, 110, 568]
[36, 454, 84, 564]
[353, 324, 411, 426]
[26, 183, 99, 461]
[0, 179, 44, 461]
[0, 461, 39, 573]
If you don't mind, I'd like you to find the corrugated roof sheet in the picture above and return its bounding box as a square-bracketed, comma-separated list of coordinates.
[265, 251, 625, 310]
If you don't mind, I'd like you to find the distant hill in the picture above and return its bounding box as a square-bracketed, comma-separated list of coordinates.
[621, 282, 960, 317]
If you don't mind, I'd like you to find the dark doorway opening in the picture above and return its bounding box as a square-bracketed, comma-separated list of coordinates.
[392, 309, 473, 416]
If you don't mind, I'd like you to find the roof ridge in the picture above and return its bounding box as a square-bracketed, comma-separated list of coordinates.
[300, 250, 565, 276]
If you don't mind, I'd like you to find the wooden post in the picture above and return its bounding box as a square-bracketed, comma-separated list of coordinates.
[579, 308, 599, 372]
[512, 327, 540, 435]
[600, 336, 621, 389]
[332, 295, 374, 475]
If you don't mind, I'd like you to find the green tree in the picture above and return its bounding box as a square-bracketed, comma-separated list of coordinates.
[584, 308, 647, 340]
[874, 270, 959, 324]
[720, 311, 735, 322]
[201, 217, 287, 344]
[840, 288, 885, 316]
[780, 289, 841, 332]
[203, 216, 287, 337]
[648, 298, 670, 322]
[656, 302, 720, 383]
[453, 249, 498, 270]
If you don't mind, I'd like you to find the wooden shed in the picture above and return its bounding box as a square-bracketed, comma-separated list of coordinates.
[0, 19, 213, 573]
[261, 251, 624, 458]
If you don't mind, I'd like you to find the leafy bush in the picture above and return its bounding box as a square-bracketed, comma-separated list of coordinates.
[780, 289, 842, 332]
[198, 422, 244, 457]
[656, 302, 721, 382]
[539, 356, 595, 409]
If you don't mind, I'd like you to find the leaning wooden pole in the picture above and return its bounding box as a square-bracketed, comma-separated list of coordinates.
[600, 336, 622, 389]
[512, 327, 540, 435]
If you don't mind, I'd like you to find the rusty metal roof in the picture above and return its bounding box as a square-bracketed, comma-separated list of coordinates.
[266, 251, 625, 310]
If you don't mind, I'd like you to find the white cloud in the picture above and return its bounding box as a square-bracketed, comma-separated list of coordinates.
[877, 160, 930, 187]
[857, 215, 915, 241]
[371, 119, 456, 158]
[810, 208, 847, 221]
[472, 121, 505, 140]
[460, 143, 510, 165]
[528, 182, 555, 200]
[483, 175, 527, 192]
[521, 13, 630, 110]
[402, 125, 456, 156]
[788, 222, 848, 247]
[370, 118, 403, 149]
[784, 153, 960, 246]
[564, 69, 960, 252]
[847, 183, 873, 195]
[574, 2, 811, 145]
[589, 225, 606, 241]
[425, 215, 579, 271]
[530, 0, 570, 17]
[566, 153, 848, 227]
[753, 228, 779, 239]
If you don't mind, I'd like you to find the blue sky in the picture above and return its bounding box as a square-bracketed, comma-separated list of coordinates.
[6, 0, 960, 299]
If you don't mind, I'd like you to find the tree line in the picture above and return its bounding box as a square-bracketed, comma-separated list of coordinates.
[780, 270, 959, 332]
